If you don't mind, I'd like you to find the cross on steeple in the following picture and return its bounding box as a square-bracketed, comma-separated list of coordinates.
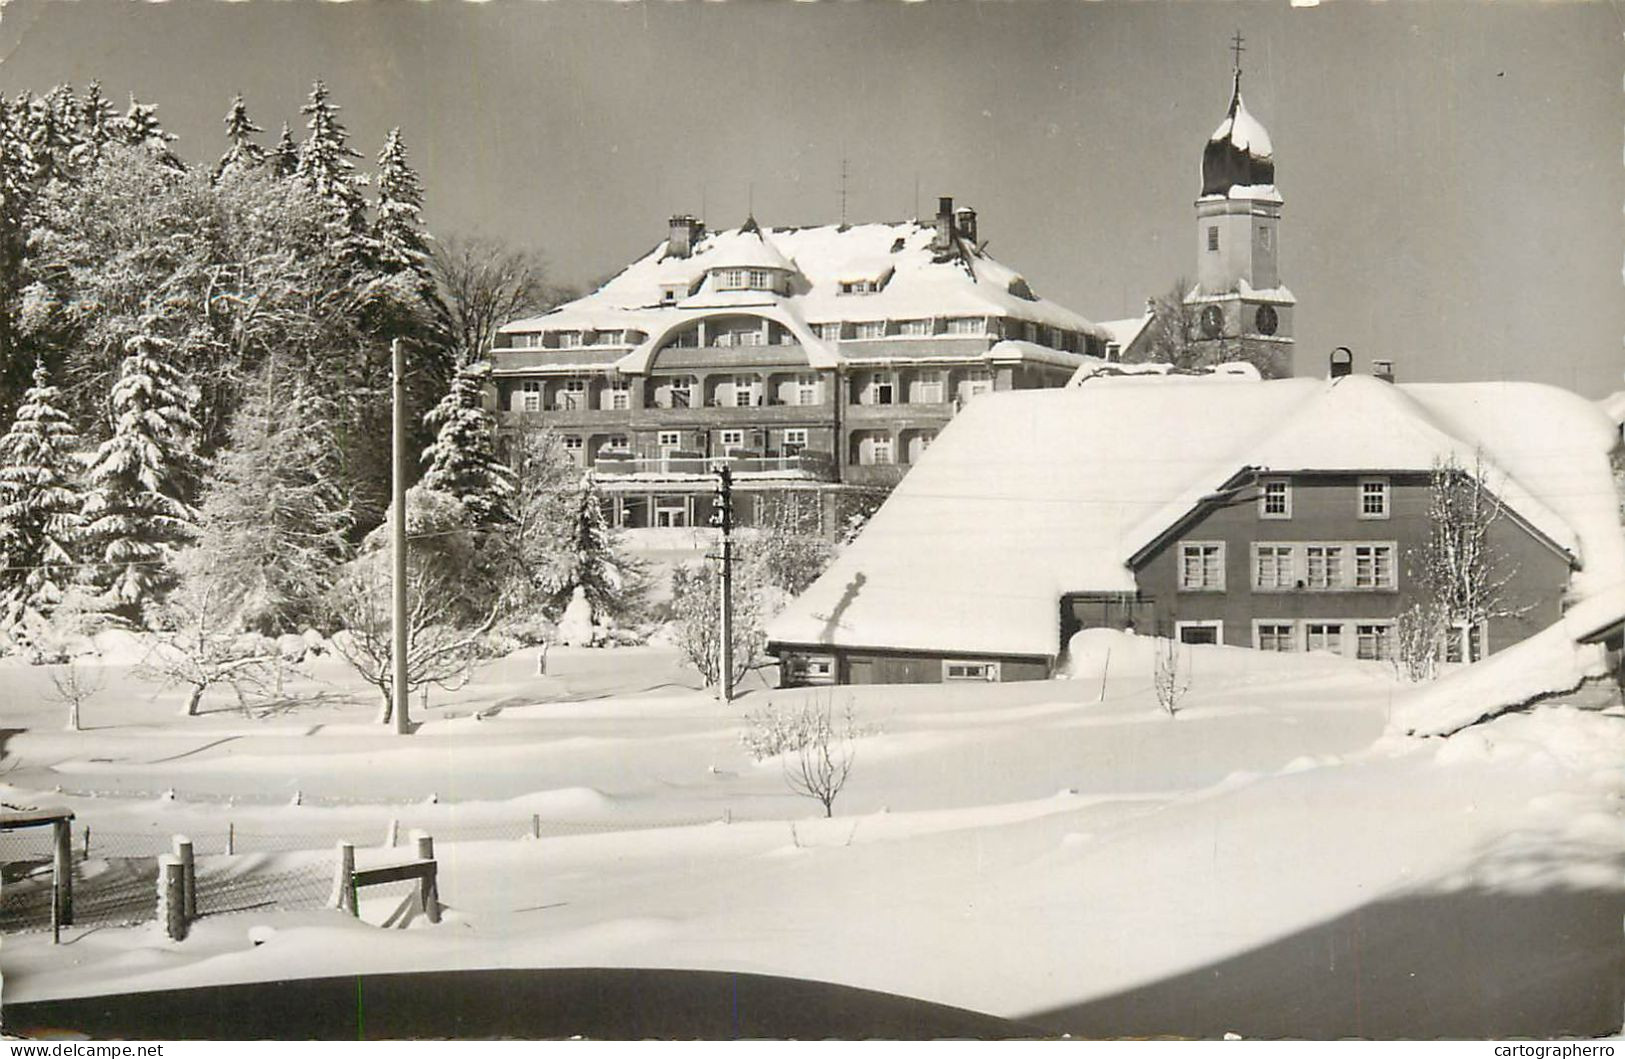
[1230, 30, 1246, 74]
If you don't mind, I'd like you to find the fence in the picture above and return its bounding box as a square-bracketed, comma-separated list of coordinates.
[1, 813, 715, 936]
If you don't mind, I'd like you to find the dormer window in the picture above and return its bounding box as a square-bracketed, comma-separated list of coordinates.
[854, 321, 886, 340]
[947, 317, 984, 336]
[555, 330, 582, 348]
[716, 268, 777, 292]
[899, 319, 932, 337]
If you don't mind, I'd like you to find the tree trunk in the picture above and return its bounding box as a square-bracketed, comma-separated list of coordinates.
[183, 685, 204, 717]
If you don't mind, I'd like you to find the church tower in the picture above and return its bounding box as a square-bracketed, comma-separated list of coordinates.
[1188, 35, 1295, 378]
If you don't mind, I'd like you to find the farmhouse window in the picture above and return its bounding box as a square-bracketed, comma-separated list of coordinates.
[1356, 623, 1394, 661]
[1305, 622, 1345, 654]
[1304, 545, 1345, 590]
[1360, 478, 1391, 519]
[1256, 622, 1295, 652]
[1253, 544, 1294, 589]
[944, 661, 1000, 681]
[1354, 544, 1396, 589]
[1260, 478, 1292, 519]
[1178, 542, 1225, 591]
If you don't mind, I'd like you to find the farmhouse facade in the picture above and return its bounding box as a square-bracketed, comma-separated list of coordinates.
[766, 366, 1625, 686]
[487, 200, 1108, 531]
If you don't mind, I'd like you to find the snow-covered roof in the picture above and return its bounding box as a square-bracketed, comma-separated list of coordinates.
[1069, 360, 1262, 385]
[1599, 390, 1625, 427]
[498, 218, 1104, 375]
[768, 376, 1625, 660]
[1096, 314, 1152, 353]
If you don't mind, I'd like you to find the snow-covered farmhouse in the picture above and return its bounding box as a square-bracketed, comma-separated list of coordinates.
[767, 363, 1625, 685]
[487, 200, 1109, 530]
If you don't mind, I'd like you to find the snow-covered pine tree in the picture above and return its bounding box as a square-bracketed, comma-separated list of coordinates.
[22, 87, 79, 189]
[73, 81, 118, 171]
[80, 331, 201, 615]
[189, 363, 353, 633]
[214, 94, 267, 181]
[0, 97, 33, 401]
[115, 95, 181, 169]
[295, 81, 369, 236]
[372, 127, 433, 288]
[546, 470, 644, 623]
[420, 364, 513, 528]
[0, 360, 82, 626]
[268, 123, 299, 179]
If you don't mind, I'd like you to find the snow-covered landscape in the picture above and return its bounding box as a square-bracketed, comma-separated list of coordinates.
[1, 624, 1620, 1037]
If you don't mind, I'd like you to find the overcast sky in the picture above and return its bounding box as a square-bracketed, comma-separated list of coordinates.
[1, 0, 1620, 396]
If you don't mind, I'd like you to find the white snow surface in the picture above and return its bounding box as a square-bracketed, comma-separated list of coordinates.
[1599, 390, 1625, 426]
[769, 375, 1625, 659]
[1209, 90, 1274, 160]
[1389, 585, 1625, 738]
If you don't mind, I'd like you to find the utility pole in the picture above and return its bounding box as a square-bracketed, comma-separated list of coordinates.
[711, 464, 735, 703]
[391, 338, 410, 735]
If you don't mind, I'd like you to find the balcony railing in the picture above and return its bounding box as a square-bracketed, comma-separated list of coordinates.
[592, 451, 837, 481]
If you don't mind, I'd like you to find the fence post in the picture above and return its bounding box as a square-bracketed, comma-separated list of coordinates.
[81, 824, 90, 858]
[173, 835, 196, 921]
[332, 841, 357, 915]
[157, 855, 187, 941]
[226, 822, 235, 856]
[413, 831, 439, 924]
[531, 814, 540, 841]
[385, 818, 399, 848]
[52, 818, 73, 927]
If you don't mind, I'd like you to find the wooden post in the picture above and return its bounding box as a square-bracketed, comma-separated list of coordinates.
[81, 824, 90, 858]
[226, 821, 235, 856]
[390, 336, 411, 736]
[52, 818, 73, 927]
[385, 818, 399, 848]
[157, 855, 186, 941]
[333, 841, 357, 915]
[413, 831, 439, 923]
[51, 879, 60, 945]
[173, 835, 196, 921]
[531, 813, 540, 840]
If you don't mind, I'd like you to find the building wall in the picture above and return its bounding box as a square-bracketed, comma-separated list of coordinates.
[774, 645, 1052, 687]
[1129, 472, 1570, 656]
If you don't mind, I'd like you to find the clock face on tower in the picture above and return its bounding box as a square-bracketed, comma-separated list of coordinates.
[1200, 304, 1223, 339]
[1255, 305, 1279, 336]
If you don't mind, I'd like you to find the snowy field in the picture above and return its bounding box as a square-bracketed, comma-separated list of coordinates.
[0, 636, 1620, 1038]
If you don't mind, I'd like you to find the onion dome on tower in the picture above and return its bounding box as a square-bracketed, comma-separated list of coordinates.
[1201, 71, 1276, 197]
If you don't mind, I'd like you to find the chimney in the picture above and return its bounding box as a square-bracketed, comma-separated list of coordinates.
[1329, 346, 1353, 380]
[932, 196, 954, 252]
[1372, 358, 1395, 383]
[953, 205, 978, 245]
[667, 214, 704, 259]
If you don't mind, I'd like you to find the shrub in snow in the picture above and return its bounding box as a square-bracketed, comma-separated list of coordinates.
[1153, 636, 1192, 718]
[742, 696, 870, 818]
[50, 660, 103, 731]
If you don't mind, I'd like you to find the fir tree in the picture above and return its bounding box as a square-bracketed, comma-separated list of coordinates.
[295, 81, 368, 232]
[23, 87, 79, 188]
[268, 122, 299, 178]
[0, 360, 82, 626]
[115, 95, 181, 169]
[73, 81, 118, 170]
[215, 94, 266, 180]
[420, 363, 513, 528]
[80, 331, 201, 614]
[0, 97, 33, 403]
[545, 470, 643, 623]
[190, 363, 353, 633]
[372, 127, 433, 287]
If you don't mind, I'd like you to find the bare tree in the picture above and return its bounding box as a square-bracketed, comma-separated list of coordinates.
[328, 554, 501, 725]
[430, 236, 567, 367]
[743, 696, 867, 818]
[671, 561, 764, 688]
[139, 558, 288, 717]
[1134, 278, 1200, 367]
[1153, 635, 1191, 717]
[1416, 451, 1525, 666]
[50, 662, 103, 732]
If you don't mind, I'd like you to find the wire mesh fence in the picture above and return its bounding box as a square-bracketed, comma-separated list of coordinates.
[2, 813, 717, 935]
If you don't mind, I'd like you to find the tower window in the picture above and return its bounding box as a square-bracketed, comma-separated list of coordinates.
[1258, 226, 1272, 249]
[1207, 226, 1219, 252]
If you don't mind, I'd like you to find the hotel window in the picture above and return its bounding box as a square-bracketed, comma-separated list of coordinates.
[556, 330, 581, 348]
[855, 320, 886, 339]
[521, 380, 541, 413]
[944, 661, 1000, 682]
[562, 436, 583, 463]
[720, 429, 746, 453]
[733, 376, 757, 407]
[1354, 544, 1396, 589]
[606, 378, 630, 411]
[868, 436, 894, 465]
[782, 428, 809, 455]
[658, 431, 681, 450]
[916, 371, 945, 404]
[1356, 623, 1394, 662]
[600, 435, 629, 453]
[669, 378, 691, 408]
[815, 322, 843, 341]
[1305, 622, 1344, 655]
[947, 317, 984, 336]
[871, 373, 896, 406]
[1360, 478, 1390, 519]
[1207, 226, 1219, 252]
[899, 319, 932, 337]
[557, 379, 586, 410]
[795, 373, 820, 406]
[1022, 321, 1037, 342]
[1178, 542, 1225, 591]
[1256, 622, 1295, 652]
[1304, 545, 1344, 590]
[1253, 544, 1294, 590]
[1259, 478, 1291, 519]
[716, 268, 747, 290]
[748, 269, 772, 289]
[962, 369, 994, 400]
